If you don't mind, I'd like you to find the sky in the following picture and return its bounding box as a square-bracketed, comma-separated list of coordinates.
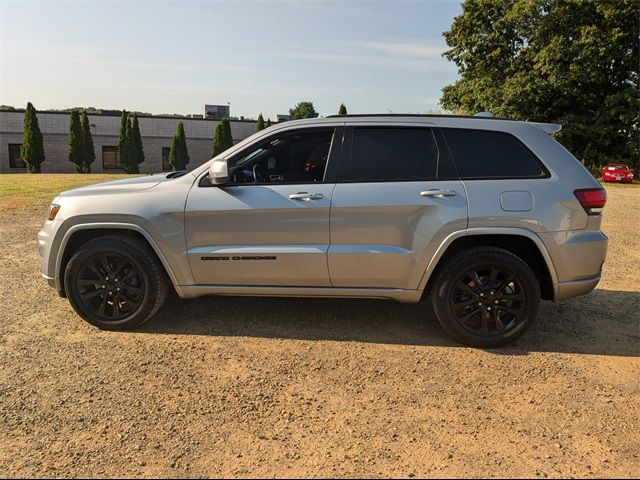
[0, 0, 463, 119]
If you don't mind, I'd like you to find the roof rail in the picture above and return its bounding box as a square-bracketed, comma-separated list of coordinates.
[324, 113, 506, 120]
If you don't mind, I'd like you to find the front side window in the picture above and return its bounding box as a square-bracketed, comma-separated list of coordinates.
[442, 128, 547, 179]
[342, 128, 439, 182]
[227, 128, 334, 184]
[102, 146, 121, 169]
[8, 144, 25, 169]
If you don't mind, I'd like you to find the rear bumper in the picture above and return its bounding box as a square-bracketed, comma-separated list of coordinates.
[540, 228, 607, 301]
[555, 275, 601, 301]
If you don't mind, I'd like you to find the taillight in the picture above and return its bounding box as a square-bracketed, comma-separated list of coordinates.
[574, 188, 606, 215]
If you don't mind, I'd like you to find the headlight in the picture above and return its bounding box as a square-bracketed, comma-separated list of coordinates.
[48, 204, 61, 221]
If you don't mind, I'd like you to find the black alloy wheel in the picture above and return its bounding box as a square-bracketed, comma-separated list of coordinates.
[451, 265, 526, 337]
[75, 252, 146, 321]
[431, 246, 541, 348]
[65, 235, 168, 330]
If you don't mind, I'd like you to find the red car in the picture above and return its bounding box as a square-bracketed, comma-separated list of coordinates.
[601, 163, 634, 183]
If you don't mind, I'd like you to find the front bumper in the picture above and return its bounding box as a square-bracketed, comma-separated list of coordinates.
[38, 217, 64, 292]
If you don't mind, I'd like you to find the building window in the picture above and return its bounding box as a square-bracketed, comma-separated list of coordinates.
[102, 146, 121, 169]
[8, 144, 26, 169]
[162, 147, 172, 171]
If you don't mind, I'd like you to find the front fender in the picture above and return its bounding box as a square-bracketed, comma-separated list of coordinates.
[50, 217, 192, 291]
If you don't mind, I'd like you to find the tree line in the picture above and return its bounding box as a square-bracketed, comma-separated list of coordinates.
[17, 102, 348, 173]
[441, 0, 638, 174]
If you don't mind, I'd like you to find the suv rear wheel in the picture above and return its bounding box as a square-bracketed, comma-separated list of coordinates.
[431, 246, 540, 348]
[64, 235, 168, 330]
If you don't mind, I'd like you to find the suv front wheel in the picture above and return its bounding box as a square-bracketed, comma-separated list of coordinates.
[64, 235, 168, 330]
[431, 246, 541, 348]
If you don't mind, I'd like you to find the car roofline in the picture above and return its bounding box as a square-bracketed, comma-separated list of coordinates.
[294, 114, 562, 134]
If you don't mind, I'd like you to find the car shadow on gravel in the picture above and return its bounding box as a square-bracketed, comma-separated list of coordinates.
[138, 288, 639, 357]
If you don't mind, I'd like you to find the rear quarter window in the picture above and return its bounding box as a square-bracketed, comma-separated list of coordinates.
[442, 128, 548, 179]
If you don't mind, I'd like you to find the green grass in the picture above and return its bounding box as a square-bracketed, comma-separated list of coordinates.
[0, 173, 140, 206]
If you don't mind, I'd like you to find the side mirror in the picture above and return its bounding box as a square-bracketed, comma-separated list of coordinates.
[209, 158, 229, 185]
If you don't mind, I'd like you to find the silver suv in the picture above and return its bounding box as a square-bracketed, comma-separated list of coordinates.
[38, 114, 608, 347]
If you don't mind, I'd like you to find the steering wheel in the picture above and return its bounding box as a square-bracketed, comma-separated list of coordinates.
[252, 163, 266, 183]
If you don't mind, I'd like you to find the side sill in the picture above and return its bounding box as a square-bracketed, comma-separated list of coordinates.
[174, 285, 423, 303]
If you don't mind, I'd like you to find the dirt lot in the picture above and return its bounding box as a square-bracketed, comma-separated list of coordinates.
[0, 175, 638, 478]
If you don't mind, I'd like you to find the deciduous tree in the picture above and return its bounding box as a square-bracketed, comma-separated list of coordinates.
[440, 0, 639, 173]
[289, 101, 319, 119]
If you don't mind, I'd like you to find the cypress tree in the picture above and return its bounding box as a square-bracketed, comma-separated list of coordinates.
[256, 113, 265, 131]
[124, 117, 139, 173]
[265, 118, 271, 128]
[68, 110, 84, 173]
[338, 103, 347, 115]
[223, 117, 233, 150]
[20, 102, 45, 173]
[80, 111, 95, 173]
[212, 121, 223, 157]
[168, 122, 189, 171]
[118, 110, 129, 171]
[212, 118, 233, 157]
[131, 112, 145, 170]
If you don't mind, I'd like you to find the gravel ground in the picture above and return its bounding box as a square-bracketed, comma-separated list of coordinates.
[0, 180, 638, 478]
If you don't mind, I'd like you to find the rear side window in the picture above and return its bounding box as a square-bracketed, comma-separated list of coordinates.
[343, 127, 439, 182]
[443, 128, 548, 179]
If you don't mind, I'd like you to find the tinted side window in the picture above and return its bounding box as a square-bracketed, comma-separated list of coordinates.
[344, 128, 439, 182]
[443, 128, 547, 179]
[228, 128, 334, 184]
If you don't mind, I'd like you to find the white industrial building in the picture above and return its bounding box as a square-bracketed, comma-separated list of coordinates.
[0, 108, 257, 174]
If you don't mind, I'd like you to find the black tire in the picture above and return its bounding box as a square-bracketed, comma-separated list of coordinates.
[64, 235, 168, 330]
[430, 246, 540, 348]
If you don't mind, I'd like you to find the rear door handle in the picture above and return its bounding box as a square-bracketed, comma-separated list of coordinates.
[420, 189, 456, 198]
[289, 192, 323, 201]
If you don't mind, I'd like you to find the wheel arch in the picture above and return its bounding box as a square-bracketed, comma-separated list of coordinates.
[419, 228, 558, 301]
[56, 223, 179, 295]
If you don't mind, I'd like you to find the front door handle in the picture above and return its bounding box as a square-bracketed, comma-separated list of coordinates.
[420, 189, 456, 198]
[289, 192, 324, 201]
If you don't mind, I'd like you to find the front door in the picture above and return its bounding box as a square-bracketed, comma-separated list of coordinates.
[185, 126, 341, 286]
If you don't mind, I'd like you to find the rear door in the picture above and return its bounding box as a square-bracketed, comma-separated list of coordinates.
[328, 123, 468, 289]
